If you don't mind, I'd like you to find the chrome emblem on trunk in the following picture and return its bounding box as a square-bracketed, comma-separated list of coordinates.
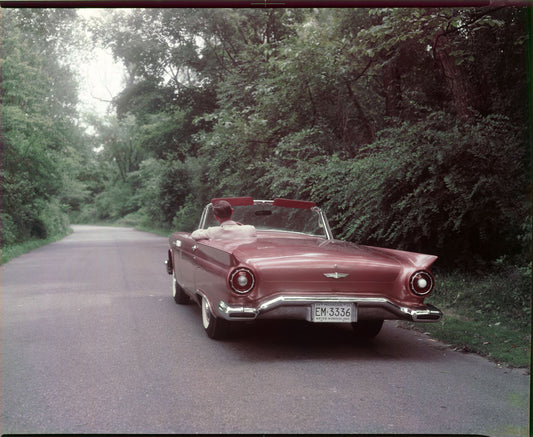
[323, 264, 349, 279]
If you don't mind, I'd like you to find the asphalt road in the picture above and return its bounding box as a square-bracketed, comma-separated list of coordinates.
[1, 225, 530, 435]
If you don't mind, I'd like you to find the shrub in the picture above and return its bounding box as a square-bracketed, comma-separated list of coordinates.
[311, 113, 529, 268]
[94, 180, 138, 220]
[432, 261, 531, 328]
[1, 213, 18, 246]
[172, 193, 204, 232]
[37, 199, 70, 238]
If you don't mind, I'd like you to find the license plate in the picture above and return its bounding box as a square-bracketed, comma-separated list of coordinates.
[312, 303, 355, 323]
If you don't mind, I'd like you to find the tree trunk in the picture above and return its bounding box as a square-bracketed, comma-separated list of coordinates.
[432, 30, 473, 119]
[382, 60, 402, 119]
[344, 79, 376, 149]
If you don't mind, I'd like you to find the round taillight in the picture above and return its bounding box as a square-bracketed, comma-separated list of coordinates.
[230, 268, 255, 294]
[409, 271, 434, 296]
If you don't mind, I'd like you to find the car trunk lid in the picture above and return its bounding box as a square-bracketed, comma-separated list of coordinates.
[229, 236, 408, 294]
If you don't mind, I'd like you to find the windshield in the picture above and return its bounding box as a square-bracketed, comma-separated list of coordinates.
[204, 203, 328, 238]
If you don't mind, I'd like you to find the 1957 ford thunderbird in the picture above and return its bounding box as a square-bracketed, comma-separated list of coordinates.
[166, 197, 442, 340]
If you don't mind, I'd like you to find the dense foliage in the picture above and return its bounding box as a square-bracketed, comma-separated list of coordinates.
[2, 8, 530, 273]
[1, 9, 89, 244]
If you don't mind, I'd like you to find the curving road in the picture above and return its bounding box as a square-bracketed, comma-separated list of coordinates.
[1, 225, 529, 435]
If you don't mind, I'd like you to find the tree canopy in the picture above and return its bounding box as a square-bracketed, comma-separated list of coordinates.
[2, 7, 530, 269]
[1, 9, 85, 243]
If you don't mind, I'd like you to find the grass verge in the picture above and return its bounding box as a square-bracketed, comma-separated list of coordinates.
[401, 314, 530, 368]
[403, 267, 531, 369]
[1, 228, 73, 265]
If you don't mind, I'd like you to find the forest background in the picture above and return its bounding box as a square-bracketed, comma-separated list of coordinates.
[1, 7, 531, 365]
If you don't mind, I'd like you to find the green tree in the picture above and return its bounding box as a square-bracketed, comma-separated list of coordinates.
[1, 9, 82, 244]
[83, 7, 529, 268]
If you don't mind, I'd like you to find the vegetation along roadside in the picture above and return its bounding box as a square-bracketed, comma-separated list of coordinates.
[2, 9, 530, 369]
[402, 265, 531, 370]
[1, 228, 73, 265]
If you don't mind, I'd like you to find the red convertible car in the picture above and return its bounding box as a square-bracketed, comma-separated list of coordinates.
[166, 197, 442, 339]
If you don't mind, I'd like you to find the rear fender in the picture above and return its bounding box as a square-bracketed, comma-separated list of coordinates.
[372, 247, 438, 302]
[376, 247, 437, 270]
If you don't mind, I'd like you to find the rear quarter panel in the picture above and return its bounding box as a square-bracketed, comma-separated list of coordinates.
[371, 246, 438, 304]
[194, 243, 235, 302]
[169, 232, 197, 292]
[169, 234, 242, 306]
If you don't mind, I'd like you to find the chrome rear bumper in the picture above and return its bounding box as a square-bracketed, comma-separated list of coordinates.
[217, 295, 442, 323]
